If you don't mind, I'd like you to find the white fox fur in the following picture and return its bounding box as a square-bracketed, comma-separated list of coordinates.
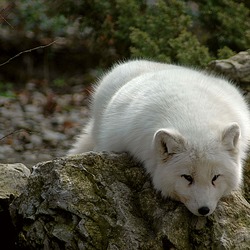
[68, 60, 250, 216]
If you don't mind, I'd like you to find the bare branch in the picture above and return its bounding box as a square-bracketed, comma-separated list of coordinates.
[0, 129, 31, 141]
[0, 39, 58, 67]
[0, 14, 14, 29]
[0, 2, 15, 29]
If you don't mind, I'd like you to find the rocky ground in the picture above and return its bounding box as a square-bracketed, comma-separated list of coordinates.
[0, 82, 91, 169]
[1, 79, 250, 170]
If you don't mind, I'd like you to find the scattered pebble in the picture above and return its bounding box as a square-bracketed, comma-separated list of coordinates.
[0, 85, 90, 168]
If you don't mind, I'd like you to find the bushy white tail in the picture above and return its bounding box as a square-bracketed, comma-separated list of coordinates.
[68, 120, 94, 155]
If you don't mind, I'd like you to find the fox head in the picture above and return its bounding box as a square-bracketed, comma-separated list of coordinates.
[151, 123, 241, 216]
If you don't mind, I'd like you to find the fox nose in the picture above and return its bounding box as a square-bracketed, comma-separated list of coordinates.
[198, 206, 210, 216]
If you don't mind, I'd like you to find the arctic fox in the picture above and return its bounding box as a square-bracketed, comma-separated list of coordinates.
[69, 60, 250, 216]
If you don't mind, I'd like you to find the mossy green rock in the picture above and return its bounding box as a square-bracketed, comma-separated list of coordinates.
[10, 152, 250, 249]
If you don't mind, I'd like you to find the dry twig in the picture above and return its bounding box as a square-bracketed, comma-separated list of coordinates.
[0, 129, 31, 141]
[0, 2, 15, 29]
[0, 40, 58, 67]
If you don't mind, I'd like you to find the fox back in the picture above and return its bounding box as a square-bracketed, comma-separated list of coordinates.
[69, 60, 250, 216]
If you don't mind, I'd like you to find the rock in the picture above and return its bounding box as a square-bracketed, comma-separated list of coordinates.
[0, 163, 30, 249]
[0, 145, 14, 158]
[42, 129, 67, 147]
[0, 163, 30, 200]
[10, 153, 250, 249]
[244, 159, 250, 203]
[207, 50, 250, 84]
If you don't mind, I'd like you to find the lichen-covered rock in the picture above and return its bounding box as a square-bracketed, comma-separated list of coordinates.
[0, 163, 30, 249]
[208, 50, 250, 84]
[10, 152, 250, 249]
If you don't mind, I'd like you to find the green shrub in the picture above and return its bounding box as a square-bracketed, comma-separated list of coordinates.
[14, 0, 69, 36]
[192, 0, 250, 53]
[11, 0, 250, 67]
[70, 0, 249, 66]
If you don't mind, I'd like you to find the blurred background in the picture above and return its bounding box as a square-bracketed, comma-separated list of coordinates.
[0, 0, 250, 167]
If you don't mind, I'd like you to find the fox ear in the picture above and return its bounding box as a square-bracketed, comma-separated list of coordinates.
[154, 129, 186, 158]
[222, 123, 240, 151]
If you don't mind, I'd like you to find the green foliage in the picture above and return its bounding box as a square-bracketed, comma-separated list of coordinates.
[65, 0, 249, 67]
[130, 27, 171, 62]
[168, 30, 212, 66]
[129, 0, 212, 66]
[217, 47, 236, 59]
[11, 0, 250, 67]
[192, 0, 250, 53]
[52, 78, 66, 88]
[15, 0, 69, 36]
[0, 82, 16, 97]
[62, 0, 214, 66]
[128, 1, 181, 61]
[68, 0, 147, 64]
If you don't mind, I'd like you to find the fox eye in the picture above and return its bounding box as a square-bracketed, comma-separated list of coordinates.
[212, 174, 220, 185]
[181, 174, 193, 185]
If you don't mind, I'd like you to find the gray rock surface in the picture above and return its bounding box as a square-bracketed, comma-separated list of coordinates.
[0, 163, 30, 200]
[0, 163, 30, 249]
[208, 50, 250, 84]
[10, 152, 250, 249]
